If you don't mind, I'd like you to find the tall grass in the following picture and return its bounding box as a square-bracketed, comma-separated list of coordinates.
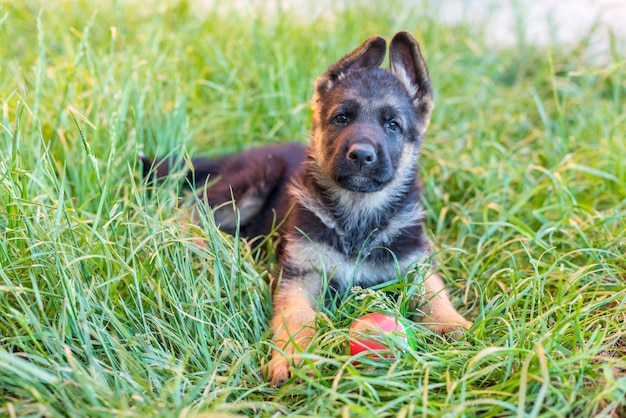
[1, 0, 624, 416]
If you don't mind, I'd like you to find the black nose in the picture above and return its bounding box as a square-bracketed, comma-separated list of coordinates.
[347, 143, 376, 169]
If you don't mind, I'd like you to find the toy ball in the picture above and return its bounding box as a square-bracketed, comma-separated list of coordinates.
[349, 312, 411, 356]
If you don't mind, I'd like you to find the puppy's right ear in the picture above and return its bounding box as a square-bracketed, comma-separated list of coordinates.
[314, 35, 387, 95]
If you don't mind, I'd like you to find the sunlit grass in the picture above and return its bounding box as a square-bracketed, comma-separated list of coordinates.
[1, 0, 624, 416]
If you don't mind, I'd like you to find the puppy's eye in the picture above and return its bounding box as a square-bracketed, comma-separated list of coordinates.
[332, 114, 349, 125]
[386, 120, 401, 131]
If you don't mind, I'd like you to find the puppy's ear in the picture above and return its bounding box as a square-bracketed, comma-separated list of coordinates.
[314, 35, 387, 95]
[389, 31, 434, 125]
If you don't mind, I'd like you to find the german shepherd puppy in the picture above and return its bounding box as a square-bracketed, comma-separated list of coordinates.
[143, 31, 472, 387]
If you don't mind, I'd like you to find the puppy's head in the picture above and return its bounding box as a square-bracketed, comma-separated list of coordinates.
[309, 32, 434, 193]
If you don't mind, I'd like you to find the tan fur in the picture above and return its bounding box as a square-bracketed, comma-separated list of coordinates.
[413, 272, 473, 333]
[268, 279, 319, 386]
[268, 270, 472, 385]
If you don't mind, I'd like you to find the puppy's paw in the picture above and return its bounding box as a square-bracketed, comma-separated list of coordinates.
[267, 355, 291, 388]
[428, 317, 472, 339]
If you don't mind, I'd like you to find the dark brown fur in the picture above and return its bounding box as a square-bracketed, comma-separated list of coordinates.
[142, 32, 472, 387]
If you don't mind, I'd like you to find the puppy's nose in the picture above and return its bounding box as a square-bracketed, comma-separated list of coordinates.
[347, 143, 376, 169]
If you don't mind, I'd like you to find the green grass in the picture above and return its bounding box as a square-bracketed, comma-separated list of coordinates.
[1, 0, 625, 416]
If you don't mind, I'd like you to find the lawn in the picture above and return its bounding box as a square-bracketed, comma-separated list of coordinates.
[1, 0, 625, 416]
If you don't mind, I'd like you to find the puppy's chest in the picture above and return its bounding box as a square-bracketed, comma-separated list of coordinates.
[286, 227, 426, 292]
[325, 245, 401, 290]
[325, 224, 387, 259]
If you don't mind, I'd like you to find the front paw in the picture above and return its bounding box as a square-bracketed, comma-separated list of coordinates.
[267, 354, 291, 388]
[428, 317, 472, 338]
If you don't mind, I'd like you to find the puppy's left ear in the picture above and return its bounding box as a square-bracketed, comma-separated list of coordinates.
[314, 35, 387, 96]
[389, 31, 434, 127]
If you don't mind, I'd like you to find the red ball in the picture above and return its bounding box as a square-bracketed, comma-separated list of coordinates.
[349, 313, 409, 357]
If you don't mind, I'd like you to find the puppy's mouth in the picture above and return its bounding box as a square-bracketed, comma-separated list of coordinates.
[334, 173, 390, 193]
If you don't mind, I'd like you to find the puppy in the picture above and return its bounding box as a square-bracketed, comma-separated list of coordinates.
[142, 31, 472, 387]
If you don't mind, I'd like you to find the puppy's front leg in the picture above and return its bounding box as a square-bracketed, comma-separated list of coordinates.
[414, 271, 472, 334]
[268, 279, 319, 387]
